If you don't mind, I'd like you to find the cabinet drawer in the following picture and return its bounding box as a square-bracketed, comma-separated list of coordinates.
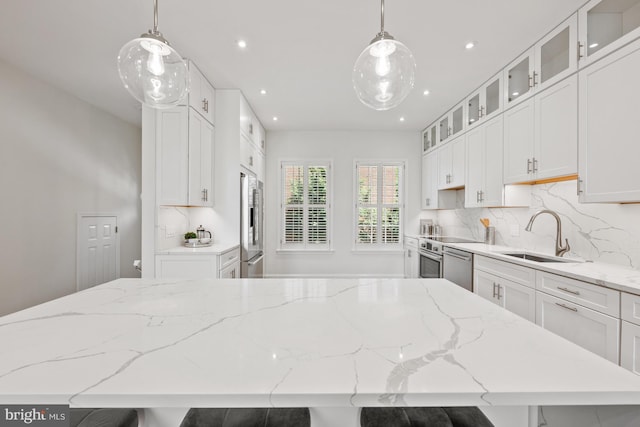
[622, 293, 640, 326]
[536, 291, 619, 363]
[404, 236, 418, 249]
[474, 256, 535, 288]
[220, 248, 240, 269]
[536, 271, 620, 317]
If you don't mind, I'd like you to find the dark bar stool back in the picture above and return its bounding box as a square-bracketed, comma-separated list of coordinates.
[179, 408, 311, 427]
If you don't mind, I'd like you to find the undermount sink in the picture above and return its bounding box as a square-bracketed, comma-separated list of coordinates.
[501, 252, 581, 263]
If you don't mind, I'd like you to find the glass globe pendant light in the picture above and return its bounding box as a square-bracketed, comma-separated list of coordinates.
[352, 0, 416, 111]
[117, 0, 189, 109]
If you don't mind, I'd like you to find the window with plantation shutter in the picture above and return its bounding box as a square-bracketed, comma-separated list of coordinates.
[280, 161, 331, 250]
[354, 161, 404, 249]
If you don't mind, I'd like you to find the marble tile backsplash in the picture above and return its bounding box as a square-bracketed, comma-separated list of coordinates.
[432, 180, 640, 270]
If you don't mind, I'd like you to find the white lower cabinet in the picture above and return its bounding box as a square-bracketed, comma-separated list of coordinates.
[403, 236, 419, 278]
[474, 270, 535, 321]
[474, 258, 535, 322]
[219, 261, 240, 278]
[155, 247, 240, 279]
[156, 255, 218, 279]
[621, 321, 640, 375]
[475, 255, 624, 366]
[536, 291, 619, 363]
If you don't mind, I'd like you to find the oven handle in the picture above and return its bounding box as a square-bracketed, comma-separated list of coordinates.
[419, 251, 443, 262]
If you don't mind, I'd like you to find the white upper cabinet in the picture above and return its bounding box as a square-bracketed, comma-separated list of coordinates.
[188, 62, 215, 125]
[578, 39, 640, 202]
[504, 74, 578, 184]
[578, 0, 640, 67]
[188, 112, 214, 207]
[437, 135, 465, 190]
[504, 14, 578, 109]
[466, 115, 513, 208]
[157, 105, 215, 207]
[422, 150, 456, 210]
[466, 72, 503, 129]
[158, 107, 189, 205]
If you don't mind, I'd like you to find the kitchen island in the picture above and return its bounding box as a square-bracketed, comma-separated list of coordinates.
[1, 278, 640, 427]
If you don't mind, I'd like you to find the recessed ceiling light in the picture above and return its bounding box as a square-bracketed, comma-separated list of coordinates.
[589, 42, 599, 48]
[423, 90, 430, 96]
[465, 41, 476, 50]
[400, 117, 405, 122]
[237, 40, 247, 49]
[260, 89, 267, 95]
[273, 116, 278, 121]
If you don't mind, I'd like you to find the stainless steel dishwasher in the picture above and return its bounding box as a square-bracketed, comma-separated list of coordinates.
[443, 247, 473, 292]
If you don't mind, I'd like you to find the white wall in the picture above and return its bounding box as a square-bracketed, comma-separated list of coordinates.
[0, 59, 141, 315]
[433, 180, 640, 269]
[265, 130, 421, 277]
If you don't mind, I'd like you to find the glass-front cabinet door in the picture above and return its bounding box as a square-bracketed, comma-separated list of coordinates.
[579, 0, 640, 66]
[451, 104, 464, 135]
[439, 115, 450, 143]
[422, 128, 430, 152]
[504, 49, 535, 108]
[536, 14, 577, 90]
[467, 73, 502, 128]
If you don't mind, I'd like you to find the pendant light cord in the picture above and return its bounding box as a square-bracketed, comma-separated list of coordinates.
[380, 0, 385, 33]
[153, 0, 159, 34]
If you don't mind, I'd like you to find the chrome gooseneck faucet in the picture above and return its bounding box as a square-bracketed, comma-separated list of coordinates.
[525, 209, 570, 257]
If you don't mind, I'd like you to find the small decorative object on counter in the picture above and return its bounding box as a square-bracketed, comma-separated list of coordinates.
[485, 226, 495, 245]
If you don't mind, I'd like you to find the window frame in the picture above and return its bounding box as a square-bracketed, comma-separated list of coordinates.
[278, 160, 333, 252]
[353, 160, 405, 252]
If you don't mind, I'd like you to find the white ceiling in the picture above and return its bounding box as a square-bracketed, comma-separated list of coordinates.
[0, 0, 586, 131]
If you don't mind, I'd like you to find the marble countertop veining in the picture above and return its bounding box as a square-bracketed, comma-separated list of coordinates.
[1, 278, 640, 408]
[156, 242, 239, 255]
[443, 242, 640, 295]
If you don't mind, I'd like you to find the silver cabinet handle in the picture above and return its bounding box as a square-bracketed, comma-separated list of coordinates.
[479, 191, 484, 202]
[527, 158, 532, 174]
[249, 123, 253, 135]
[476, 191, 480, 203]
[479, 105, 485, 118]
[578, 41, 584, 60]
[497, 284, 502, 300]
[202, 189, 207, 201]
[202, 98, 208, 113]
[532, 157, 538, 173]
[533, 71, 538, 87]
[555, 302, 578, 312]
[426, 198, 430, 206]
[577, 178, 583, 195]
[528, 74, 534, 89]
[231, 269, 235, 278]
[558, 286, 580, 296]
[492, 282, 498, 298]
[249, 155, 254, 166]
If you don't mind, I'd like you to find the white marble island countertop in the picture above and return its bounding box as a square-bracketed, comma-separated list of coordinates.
[1, 278, 640, 409]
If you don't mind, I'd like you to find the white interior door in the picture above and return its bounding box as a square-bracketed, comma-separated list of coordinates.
[78, 215, 119, 291]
